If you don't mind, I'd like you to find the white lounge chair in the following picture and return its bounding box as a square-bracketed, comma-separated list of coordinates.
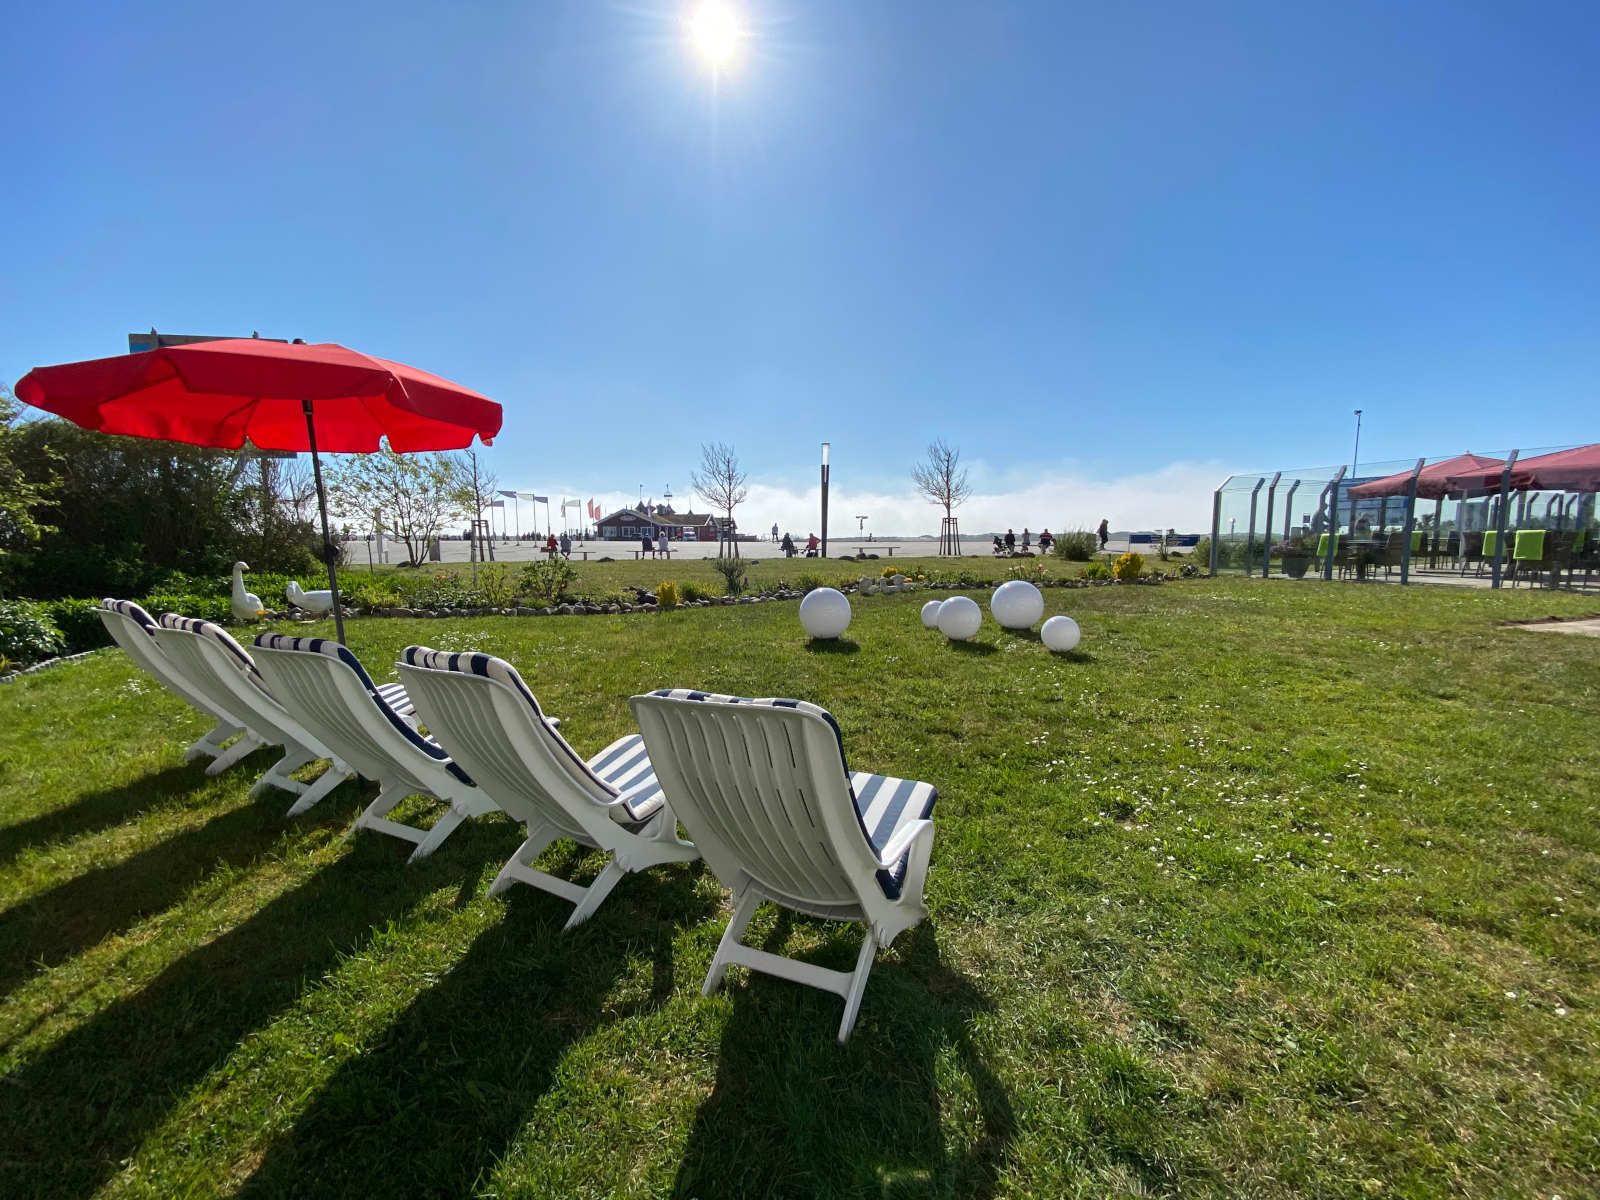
[153, 614, 357, 814]
[628, 689, 938, 1042]
[250, 633, 496, 861]
[396, 647, 699, 928]
[97, 599, 263, 773]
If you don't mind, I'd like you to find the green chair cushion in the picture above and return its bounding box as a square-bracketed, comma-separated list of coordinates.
[1513, 529, 1545, 561]
[1410, 530, 1426, 552]
[1482, 530, 1501, 557]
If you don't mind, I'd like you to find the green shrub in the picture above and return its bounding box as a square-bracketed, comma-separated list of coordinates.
[1053, 529, 1098, 561]
[1112, 552, 1144, 581]
[0, 599, 64, 665]
[1082, 561, 1111, 581]
[655, 580, 679, 608]
[518, 559, 578, 607]
[711, 557, 748, 596]
[678, 581, 709, 603]
[794, 573, 827, 594]
[475, 563, 518, 608]
[1191, 537, 1211, 569]
[43, 599, 112, 654]
[338, 576, 404, 610]
[141, 592, 234, 624]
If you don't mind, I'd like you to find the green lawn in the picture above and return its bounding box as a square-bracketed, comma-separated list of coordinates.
[0, 579, 1596, 1198]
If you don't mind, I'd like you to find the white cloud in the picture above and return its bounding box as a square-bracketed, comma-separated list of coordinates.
[529, 459, 1227, 538]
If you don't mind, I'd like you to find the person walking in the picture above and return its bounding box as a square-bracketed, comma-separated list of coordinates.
[1097, 519, 1110, 551]
[771, 522, 779, 544]
[781, 532, 795, 557]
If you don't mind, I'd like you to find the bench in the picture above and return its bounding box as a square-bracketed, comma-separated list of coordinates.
[853, 546, 893, 556]
[633, 549, 672, 560]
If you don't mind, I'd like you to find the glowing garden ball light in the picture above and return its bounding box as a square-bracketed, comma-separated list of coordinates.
[920, 599, 943, 628]
[1041, 615, 1081, 653]
[936, 595, 982, 641]
[990, 580, 1043, 630]
[799, 587, 852, 639]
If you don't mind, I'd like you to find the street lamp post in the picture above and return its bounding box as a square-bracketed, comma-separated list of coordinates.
[1351, 409, 1363, 478]
[820, 442, 831, 558]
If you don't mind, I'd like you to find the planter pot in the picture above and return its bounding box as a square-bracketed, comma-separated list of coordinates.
[1281, 555, 1312, 579]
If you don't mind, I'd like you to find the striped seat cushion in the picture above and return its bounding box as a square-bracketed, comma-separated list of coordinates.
[646, 688, 937, 899]
[257, 633, 468, 784]
[101, 598, 158, 634]
[403, 647, 654, 819]
[159, 612, 263, 680]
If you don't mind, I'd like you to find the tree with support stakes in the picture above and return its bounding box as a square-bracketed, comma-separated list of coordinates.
[445, 447, 498, 581]
[692, 441, 748, 559]
[912, 438, 972, 556]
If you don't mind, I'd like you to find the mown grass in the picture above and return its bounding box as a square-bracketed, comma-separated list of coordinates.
[0, 578, 1596, 1198]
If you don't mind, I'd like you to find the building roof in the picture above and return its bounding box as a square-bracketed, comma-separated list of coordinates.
[597, 507, 718, 526]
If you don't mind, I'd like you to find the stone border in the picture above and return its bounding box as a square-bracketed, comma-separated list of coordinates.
[0, 648, 112, 685]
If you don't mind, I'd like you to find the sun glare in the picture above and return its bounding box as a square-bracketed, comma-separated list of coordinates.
[688, 1, 741, 69]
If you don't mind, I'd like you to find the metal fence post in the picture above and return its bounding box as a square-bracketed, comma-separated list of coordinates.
[1490, 451, 1520, 588]
[1321, 466, 1347, 580]
[1261, 472, 1281, 577]
[1209, 484, 1224, 575]
[1399, 458, 1424, 585]
[1245, 478, 1265, 575]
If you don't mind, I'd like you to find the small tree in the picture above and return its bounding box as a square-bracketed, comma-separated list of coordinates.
[0, 386, 55, 584]
[911, 439, 972, 554]
[692, 441, 749, 559]
[446, 448, 499, 580]
[327, 446, 462, 566]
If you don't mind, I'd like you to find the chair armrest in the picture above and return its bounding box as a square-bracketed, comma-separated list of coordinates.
[877, 818, 935, 904]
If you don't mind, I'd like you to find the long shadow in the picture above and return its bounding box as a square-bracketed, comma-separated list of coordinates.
[804, 637, 861, 655]
[236, 864, 713, 1198]
[0, 818, 513, 1200]
[671, 921, 1015, 1199]
[0, 773, 360, 1003]
[0, 761, 223, 868]
[947, 640, 999, 656]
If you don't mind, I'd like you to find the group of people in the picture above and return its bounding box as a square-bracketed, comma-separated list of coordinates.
[778, 532, 822, 557]
[993, 527, 1053, 556]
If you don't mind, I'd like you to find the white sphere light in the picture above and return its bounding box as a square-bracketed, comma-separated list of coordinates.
[937, 595, 983, 641]
[990, 580, 1044, 630]
[799, 587, 852, 639]
[1041, 615, 1081, 652]
[921, 599, 944, 628]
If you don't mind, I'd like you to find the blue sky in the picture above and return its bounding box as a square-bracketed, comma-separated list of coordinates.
[5, 1, 1596, 534]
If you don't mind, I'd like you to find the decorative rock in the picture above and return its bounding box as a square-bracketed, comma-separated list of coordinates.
[798, 587, 852, 639]
[1042, 615, 1081, 652]
[937, 595, 982, 641]
[990, 580, 1044, 630]
[921, 600, 944, 628]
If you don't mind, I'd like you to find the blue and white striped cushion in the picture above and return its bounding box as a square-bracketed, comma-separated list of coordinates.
[101, 598, 158, 634]
[159, 612, 262, 679]
[645, 689, 937, 898]
[403, 646, 661, 821]
[255, 633, 469, 784]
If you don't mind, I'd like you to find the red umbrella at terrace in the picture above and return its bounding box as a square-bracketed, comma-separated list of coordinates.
[1347, 453, 1506, 500]
[16, 337, 502, 642]
[1496, 443, 1600, 493]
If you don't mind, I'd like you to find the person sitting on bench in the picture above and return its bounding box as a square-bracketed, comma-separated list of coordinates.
[805, 532, 819, 558]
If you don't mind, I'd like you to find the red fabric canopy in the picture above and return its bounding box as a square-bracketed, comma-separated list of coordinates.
[14, 338, 501, 453]
[1441, 443, 1600, 494]
[1346, 453, 1506, 501]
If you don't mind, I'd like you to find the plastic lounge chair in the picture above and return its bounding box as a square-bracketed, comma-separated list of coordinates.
[97, 599, 262, 773]
[251, 633, 495, 861]
[396, 647, 699, 928]
[153, 614, 356, 814]
[628, 689, 938, 1043]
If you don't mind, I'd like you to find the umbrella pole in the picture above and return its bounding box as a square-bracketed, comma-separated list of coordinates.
[302, 400, 346, 643]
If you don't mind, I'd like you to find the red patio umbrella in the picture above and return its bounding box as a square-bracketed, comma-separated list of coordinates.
[1347, 453, 1506, 501]
[16, 337, 502, 642]
[1497, 443, 1600, 493]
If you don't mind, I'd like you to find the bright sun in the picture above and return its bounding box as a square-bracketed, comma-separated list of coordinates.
[688, 1, 741, 68]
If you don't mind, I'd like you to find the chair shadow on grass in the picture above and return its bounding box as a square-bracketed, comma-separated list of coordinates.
[0, 813, 518, 1200]
[671, 919, 1015, 1200]
[0, 761, 361, 1004]
[804, 637, 861, 655]
[235, 862, 712, 1198]
[0, 761, 217, 869]
[946, 640, 999, 656]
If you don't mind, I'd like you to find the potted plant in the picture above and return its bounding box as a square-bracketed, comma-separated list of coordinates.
[1274, 535, 1315, 579]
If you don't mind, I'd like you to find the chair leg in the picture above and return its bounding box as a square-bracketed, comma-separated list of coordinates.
[563, 858, 628, 930]
[405, 806, 469, 862]
[250, 748, 317, 798]
[704, 888, 762, 996]
[283, 764, 353, 817]
[203, 732, 266, 776]
[837, 932, 882, 1044]
[184, 719, 245, 762]
[487, 821, 565, 897]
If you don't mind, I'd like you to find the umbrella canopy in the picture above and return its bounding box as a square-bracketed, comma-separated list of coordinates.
[1499, 443, 1600, 493]
[1347, 453, 1506, 501]
[15, 338, 500, 453]
[16, 338, 502, 643]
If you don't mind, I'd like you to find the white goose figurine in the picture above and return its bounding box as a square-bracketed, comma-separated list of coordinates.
[231, 562, 265, 621]
[285, 579, 335, 614]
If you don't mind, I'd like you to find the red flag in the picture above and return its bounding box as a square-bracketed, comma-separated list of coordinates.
[589, 499, 598, 520]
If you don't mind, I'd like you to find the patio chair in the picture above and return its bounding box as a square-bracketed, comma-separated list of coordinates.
[1509, 529, 1553, 588]
[628, 689, 938, 1043]
[97, 599, 262, 773]
[396, 647, 699, 928]
[1459, 531, 1485, 575]
[1379, 531, 1406, 579]
[153, 614, 356, 814]
[251, 633, 496, 861]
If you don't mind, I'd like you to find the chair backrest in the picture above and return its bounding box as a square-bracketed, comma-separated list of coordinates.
[97, 599, 234, 722]
[251, 633, 456, 787]
[154, 614, 325, 756]
[396, 648, 615, 840]
[628, 690, 880, 911]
